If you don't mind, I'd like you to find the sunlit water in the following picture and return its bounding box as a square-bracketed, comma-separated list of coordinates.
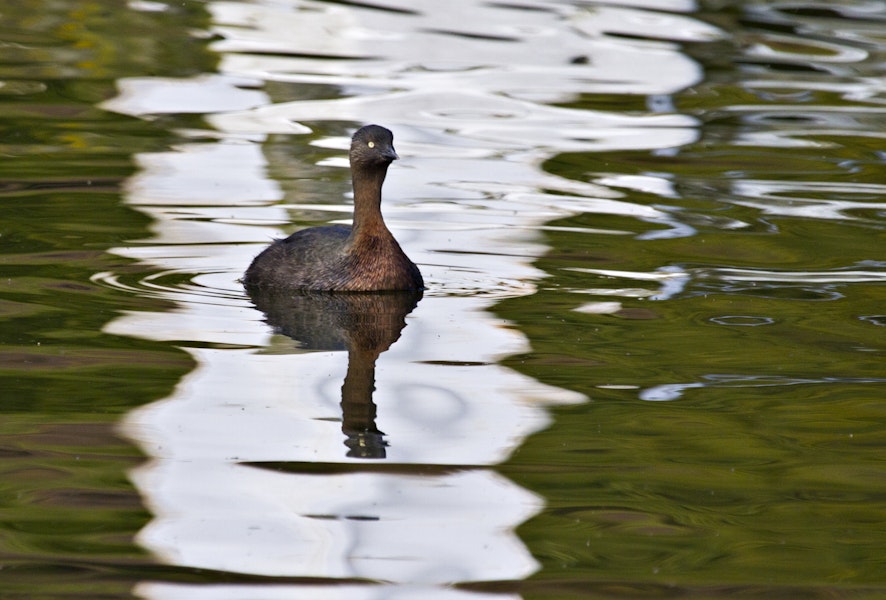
[1, 0, 884, 598]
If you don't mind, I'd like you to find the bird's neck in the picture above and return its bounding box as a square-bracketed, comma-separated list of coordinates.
[350, 166, 392, 240]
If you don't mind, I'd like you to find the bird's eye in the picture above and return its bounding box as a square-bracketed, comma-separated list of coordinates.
[367, 141, 375, 148]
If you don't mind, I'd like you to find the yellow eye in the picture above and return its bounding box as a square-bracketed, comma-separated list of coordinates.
[367, 141, 375, 148]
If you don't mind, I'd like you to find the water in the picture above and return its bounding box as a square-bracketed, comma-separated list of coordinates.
[1, 0, 884, 597]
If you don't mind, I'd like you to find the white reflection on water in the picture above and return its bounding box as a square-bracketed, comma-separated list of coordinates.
[101, 0, 720, 594]
[106, 114, 585, 586]
[117, 298, 581, 465]
[208, 0, 716, 101]
[731, 179, 886, 222]
[640, 374, 886, 402]
[134, 583, 519, 600]
[101, 74, 272, 118]
[109, 140, 575, 583]
[131, 462, 540, 582]
[565, 264, 886, 301]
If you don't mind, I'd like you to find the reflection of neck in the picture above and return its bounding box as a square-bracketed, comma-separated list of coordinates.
[341, 347, 386, 459]
[350, 166, 391, 241]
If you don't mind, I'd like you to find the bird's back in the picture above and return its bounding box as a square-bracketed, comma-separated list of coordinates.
[243, 225, 353, 290]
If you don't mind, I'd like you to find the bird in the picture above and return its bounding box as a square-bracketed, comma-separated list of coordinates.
[243, 125, 423, 292]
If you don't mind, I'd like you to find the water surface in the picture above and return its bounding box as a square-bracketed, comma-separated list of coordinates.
[1, 0, 884, 598]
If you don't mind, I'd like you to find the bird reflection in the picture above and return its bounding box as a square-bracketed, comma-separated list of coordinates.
[246, 289, 422, 459]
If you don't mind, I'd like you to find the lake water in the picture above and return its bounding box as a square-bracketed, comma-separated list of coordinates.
[1, 0, 885, 598]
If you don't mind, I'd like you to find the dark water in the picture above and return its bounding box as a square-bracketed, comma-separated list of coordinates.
[1, 0, 885, 598]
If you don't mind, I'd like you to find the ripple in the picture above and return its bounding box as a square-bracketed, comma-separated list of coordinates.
[0, 80, 47, 95]
[731, 180, 886, 222]
[709, 315, 776, 326]
[101, 74, 269, 117]
[422, 270, 539, 299]
[710, 267, 886, 284]
[557, 263, 886, 302]
[694, 266, 885, 301]
[91, 269, 248, 306]
[746, 32, 869, 64]
[772, 1, 886, 20]
[641, 374, 886, 401]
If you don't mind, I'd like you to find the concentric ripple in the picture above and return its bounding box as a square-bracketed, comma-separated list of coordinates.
[91, 268, 249, 306]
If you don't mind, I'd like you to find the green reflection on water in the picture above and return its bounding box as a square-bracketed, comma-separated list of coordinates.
[496, 4, 886, 587]
[0, 0, 209, 593]
[496, 107, 886, 596]
[499, 285, 885, 589]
